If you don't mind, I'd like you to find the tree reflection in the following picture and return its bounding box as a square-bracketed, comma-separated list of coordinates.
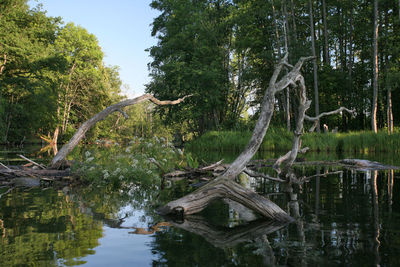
[0, 188, 103, 266]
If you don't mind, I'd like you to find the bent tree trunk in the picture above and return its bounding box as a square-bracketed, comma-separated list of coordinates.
[159, 55, 314, 222]
[50, 94, 191, 169]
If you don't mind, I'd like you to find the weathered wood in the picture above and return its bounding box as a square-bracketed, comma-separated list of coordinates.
[0, 162, 11, 170]
[18, 154, 46, 169]
[221, 55, 314, 180]
[50, 94, 191, 169]
[306, 107, 356, 132]
[159, 55, 315, 221]
[158, 177, 294, 222]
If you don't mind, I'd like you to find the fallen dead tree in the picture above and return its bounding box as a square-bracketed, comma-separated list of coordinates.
[50, 94, 192, 169]
[158, 54, 358, 222]
[0, 94, 192, 182]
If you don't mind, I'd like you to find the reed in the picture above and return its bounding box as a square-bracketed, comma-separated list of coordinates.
[186, 129, 400, 153]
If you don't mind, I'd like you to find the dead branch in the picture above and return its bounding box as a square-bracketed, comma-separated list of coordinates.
[0, 162, 11, 170]
[50, 94, 192, 169]
[243, 168, 286, 183]
[18, 155, 46, 169]
[306, 107, 356, 132]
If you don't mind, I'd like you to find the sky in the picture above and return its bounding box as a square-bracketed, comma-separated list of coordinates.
[28, 0, 160, 97]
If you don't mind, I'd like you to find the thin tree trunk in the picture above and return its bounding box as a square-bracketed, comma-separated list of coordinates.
[290, 0, 297, 43]
[322, 0, 329, 65]
[372, 0, 379, 133]
[272, 0, 290, 131]
[309, 0, 320, 132]
[348, 0, 354, 91]
[282, 1, 291, 131]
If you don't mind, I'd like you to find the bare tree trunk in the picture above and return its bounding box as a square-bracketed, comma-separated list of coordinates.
[290, 0, 297, 43]
[272, 0, 290, 131]
[348, 0, 354, 90]
[322, 0, 330, 65]
[387, 88, 393, 133]
[309, 0, 320, 132]
[50, 94, 191, 169]
[282, 2, 291, 132]
[371, 0, 379, 133]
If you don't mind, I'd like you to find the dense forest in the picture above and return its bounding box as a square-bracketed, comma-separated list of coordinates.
[147, 0, 400, 135]
[1, 0, 400, 145]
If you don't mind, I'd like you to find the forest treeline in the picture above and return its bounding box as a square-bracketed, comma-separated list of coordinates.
[0, 0, 168, 144]
[1, 0, 399, 145]
[147, 0, 400, 135]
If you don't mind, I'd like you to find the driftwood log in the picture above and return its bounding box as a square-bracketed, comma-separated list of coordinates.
[50, 94, 191, 169]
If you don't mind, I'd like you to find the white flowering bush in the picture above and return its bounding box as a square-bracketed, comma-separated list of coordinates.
[72, 136, 186, 187]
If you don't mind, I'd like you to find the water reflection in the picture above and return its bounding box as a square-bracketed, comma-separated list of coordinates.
[0, 187, 103, 266]
[1, 168, 400, 266]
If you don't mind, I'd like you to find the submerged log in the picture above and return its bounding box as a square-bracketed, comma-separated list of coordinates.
[158, 177, 293, 222]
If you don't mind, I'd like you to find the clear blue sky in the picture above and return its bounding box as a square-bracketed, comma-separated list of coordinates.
[28, 0, 159, 97]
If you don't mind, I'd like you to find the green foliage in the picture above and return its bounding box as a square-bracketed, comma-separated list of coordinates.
[147, 0, 400, 135]
[0, 1, 123, 144]
[187, 129, 400, 153]
[72, 136, 186, 186]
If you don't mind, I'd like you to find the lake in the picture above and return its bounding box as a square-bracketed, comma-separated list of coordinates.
[1, 146, 400, 266]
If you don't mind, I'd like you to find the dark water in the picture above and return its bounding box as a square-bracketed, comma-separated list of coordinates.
[1, 149, 400, 266]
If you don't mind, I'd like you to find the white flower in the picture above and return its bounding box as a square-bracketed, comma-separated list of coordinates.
[147, 142, 153, 148]
[177, 148, 183, 156]
[86, 157, 94, 163]
[131, 159, 139, 167]
[160, 137, 166, 142]
[85, 151, 91, 158]
[125, 146, 132, 153]
[89, 167, 95, 171]
[113, 168, 121, 175]
[119, 175, 124, 180]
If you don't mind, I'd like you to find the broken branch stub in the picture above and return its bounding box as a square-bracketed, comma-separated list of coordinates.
[50, 94, 191, 169]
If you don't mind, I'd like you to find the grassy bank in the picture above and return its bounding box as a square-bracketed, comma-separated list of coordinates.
[186, 129, 400, 153]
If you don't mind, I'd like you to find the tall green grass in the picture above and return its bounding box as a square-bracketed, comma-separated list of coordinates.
[186, 128, 400, 153]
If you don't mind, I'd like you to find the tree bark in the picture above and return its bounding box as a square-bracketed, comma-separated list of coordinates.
[158, 177, 293, 222]
[309, 0, 320, 132]
[371, 0, 379, 133]
[322, 0, 330, 65]
[50, 94, 191, 169]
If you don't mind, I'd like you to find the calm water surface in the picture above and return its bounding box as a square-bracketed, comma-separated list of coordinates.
[1, 147, 400, 266]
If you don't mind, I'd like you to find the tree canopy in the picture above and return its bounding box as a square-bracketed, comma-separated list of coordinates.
[147, 0, 400, 135]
